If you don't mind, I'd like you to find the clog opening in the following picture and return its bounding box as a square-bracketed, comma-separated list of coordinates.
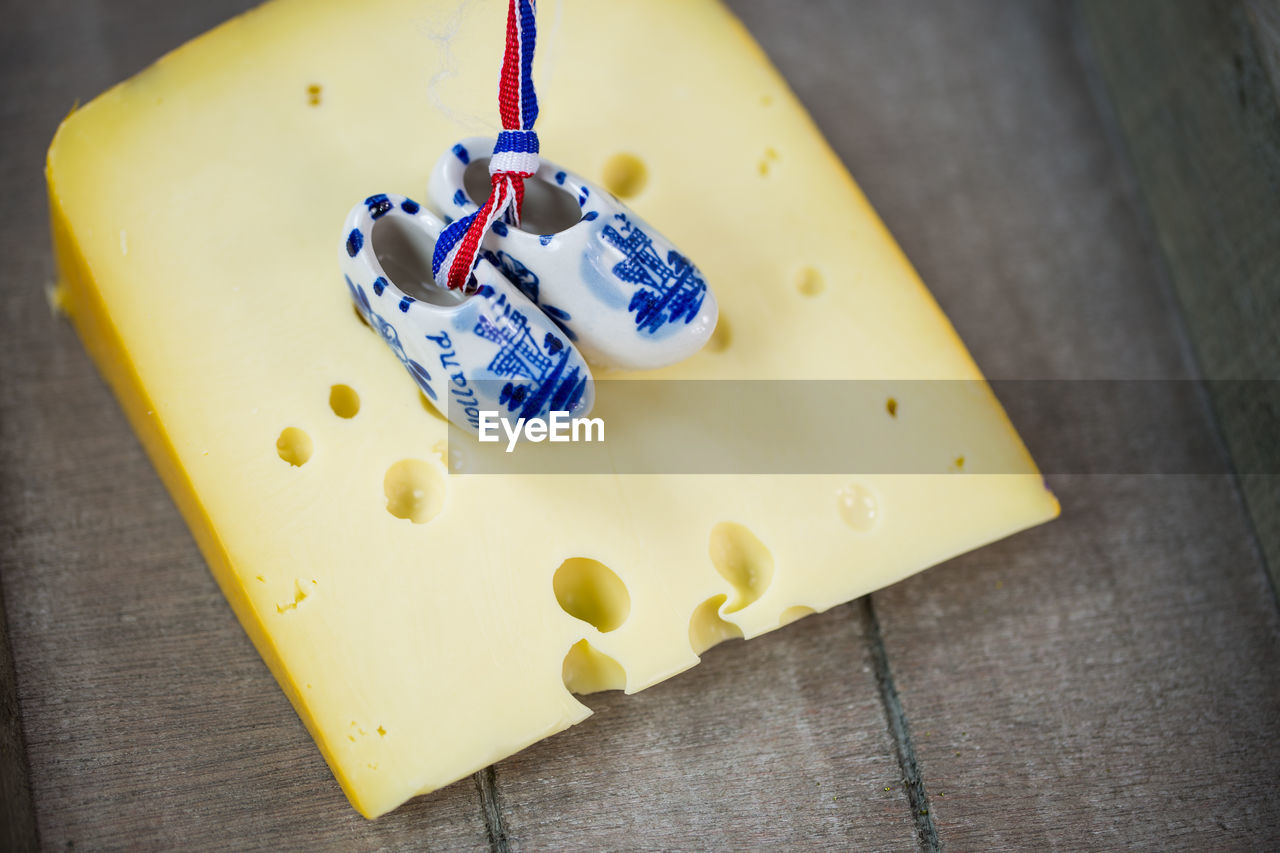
[372, 215, 468, 306]
[464, 158, 582, 235]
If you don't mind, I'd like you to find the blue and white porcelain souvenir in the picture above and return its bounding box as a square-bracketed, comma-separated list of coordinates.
[340, 193, 593, 431]
[428, 137, 719, 371]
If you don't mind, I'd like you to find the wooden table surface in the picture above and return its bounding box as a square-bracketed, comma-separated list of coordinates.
[2, 1, 1278, 850]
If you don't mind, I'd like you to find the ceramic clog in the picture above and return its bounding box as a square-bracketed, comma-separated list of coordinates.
[428, 137, 718, 371]
[341, 193, 593, 431]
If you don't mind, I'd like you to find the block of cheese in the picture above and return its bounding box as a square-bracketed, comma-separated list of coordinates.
[46, 0, 1059, 818]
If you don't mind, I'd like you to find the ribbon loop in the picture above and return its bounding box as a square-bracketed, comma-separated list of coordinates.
[431, 0, 539, 292]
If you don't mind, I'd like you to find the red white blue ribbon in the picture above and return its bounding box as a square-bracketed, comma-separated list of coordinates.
[432, 0, 539, 292]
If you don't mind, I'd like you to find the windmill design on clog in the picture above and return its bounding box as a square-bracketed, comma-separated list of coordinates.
[429, 137, 719, 370]
[340, 194, 592, 430]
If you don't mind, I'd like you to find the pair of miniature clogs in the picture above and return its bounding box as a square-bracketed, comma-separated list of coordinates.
[340, 138, 718, 431]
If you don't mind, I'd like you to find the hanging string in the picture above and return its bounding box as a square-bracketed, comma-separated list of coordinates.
[432, 0, 539, 292]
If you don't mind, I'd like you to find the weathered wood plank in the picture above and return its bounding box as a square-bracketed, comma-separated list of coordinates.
[769, 0, 1280, 848]
[0, 587, 38, 853]
[1080, 0, 1280, 596]
[0, 1, 492, 848]
[879, 478, 1280, 851]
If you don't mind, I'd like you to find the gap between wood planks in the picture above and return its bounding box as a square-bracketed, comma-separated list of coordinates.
[474, 765, 510, 853]
[469, 597, 939, 851]
[862, 595, 941, 852]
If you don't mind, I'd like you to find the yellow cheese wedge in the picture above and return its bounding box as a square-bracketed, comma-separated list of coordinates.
[46, 0, 1058, 818]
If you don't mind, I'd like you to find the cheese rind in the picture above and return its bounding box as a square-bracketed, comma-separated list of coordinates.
[47, 0, 1058, 818]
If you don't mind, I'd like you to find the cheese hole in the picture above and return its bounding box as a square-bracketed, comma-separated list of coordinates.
[307, 84, 322, 106]
[688, 594, 744, 655]
[383, 459, 446, 524]
[276, 428, 313, 467]
[706, 314, 731, 353]
[601, 152, 648, 199]
[886, 397, 898, 417]
[275, 580, 309, 613]
[796, 266, 824, 296]
[553, 557, 630, 632]
[463, 158, 581, 234]
[329, 384, 360, 418]
[561, 639, 626, 694]
[837, 483, 880, 532]
[709, 522, 775, 613]
[779, 605, 816, 627]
